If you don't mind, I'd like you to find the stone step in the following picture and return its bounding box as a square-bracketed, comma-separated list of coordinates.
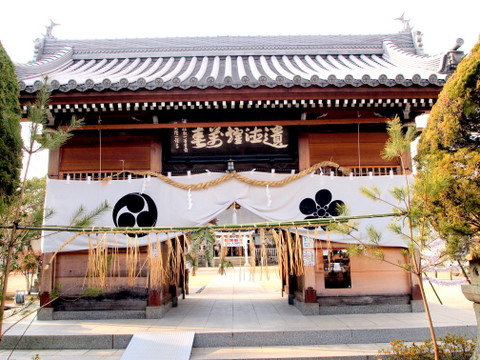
[0, 325, 475, 350]
[0, 344, 392, 360]
[191, 326, 475, 348]
[190, 344, 386, 360]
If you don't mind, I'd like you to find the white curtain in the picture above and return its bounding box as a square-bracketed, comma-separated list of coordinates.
[42, 172, 409, 252]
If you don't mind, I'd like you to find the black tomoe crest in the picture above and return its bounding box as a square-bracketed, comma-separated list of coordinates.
[299, 189, 344, 229]
[112, 193, 157, 237]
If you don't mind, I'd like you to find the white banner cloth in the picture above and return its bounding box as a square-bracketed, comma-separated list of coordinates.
[42, 172, 409, 252]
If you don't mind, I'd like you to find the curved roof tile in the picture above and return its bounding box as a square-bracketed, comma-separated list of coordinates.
[16, 32, 462, 93]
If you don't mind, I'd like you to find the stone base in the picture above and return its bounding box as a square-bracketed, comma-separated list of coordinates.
[36, 307, 53, 321]
[293, 298, 420, 315]
[36, 304, 174, 320]
[320, 304, 413, 315]
[410, 300, 425, 313]
[293, 300, 319, 315]
[146, 303, 172, 319]
[461, 281, 480, 360]
[471, 302, 480, 360]
[462, 284, 480, 303]
[53, 310, 145, 320]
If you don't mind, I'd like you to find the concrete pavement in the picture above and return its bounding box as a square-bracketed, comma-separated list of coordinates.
[0, 267, 475, 359]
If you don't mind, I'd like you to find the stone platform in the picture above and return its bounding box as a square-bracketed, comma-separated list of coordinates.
[0, 268, 475, 359]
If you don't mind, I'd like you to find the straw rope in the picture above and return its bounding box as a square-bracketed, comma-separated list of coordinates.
[62, 226, 315, 295]
[175, 235, 183, 285]
[85, 233, 109, 290]
[294, 229, 304, 276]
[270, 229, 282, 280]
[259, 229, 269, 280]
[126, 235, 138, 286]
[249, 232, 256, 280]
[112, 235, 120, 283]
[101, 161, 346, 189]
[45, 212, 374, 269]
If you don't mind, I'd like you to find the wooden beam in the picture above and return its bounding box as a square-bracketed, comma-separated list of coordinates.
[20, 85, 442, 106]
[68, 117, 389, 131]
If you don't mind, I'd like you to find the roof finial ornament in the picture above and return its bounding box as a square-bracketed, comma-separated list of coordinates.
[394, 13, 412, 32]
[44, 19, 60, 39]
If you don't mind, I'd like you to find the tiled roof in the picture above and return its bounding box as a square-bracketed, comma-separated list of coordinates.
[16, 32, 461, 93]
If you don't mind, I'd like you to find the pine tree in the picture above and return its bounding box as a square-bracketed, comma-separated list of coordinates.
[0, 41, 22, 203]
[416, 38, 480, 259]
[0, 73, 83, 338]
[352, 117, 442, 360]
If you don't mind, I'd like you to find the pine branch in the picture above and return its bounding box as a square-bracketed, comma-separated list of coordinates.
[69, 201, 110, 228]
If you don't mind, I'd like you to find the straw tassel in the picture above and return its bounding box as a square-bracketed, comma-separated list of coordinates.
[260, 228, 269, 280]
[294, 229, 304, 276]
[249, 232, 256, 280]
[270, 229, 283, 281]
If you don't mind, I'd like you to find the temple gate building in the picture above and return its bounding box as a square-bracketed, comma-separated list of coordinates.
[15, 23, 464, 319]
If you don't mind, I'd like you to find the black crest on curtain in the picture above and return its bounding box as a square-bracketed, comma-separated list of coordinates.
[299, 189, 344, 229]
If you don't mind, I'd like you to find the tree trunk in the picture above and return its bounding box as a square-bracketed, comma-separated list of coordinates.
[0, 242, 15, 341]
[415, 271, 440, 360]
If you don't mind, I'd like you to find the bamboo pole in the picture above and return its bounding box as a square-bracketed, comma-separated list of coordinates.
[1, 213, 401, 234]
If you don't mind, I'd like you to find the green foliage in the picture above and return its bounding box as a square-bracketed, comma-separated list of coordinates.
[0, 78, 85, 338]
[15, 249, 41, 294]
[387, 222, 403, 236]
[69, 201, 110, 227]
[325, 203, 358, 235]
[0, 177, 46, 291]
[366, 225, 382, 245]
[338, 116, 439, 265]
[337, 116, 445, 358]
[418, 41, 480, 154]
[24, 77, 83, 156]
[34, 115, 83, 151]
[0, 42, 23, 202]
[217, 258, 233, 275]
[379, 333, 475, 359]
[185, 248, 199, 274]
[360, 185, 381, 201]
[50, 283, 63, 299]
[82, 287, 104, 298]
[382, 116, 419, 161]
[346, 244, 363, 256]
[190, 227, 215, 268]
[416, 38, 480, 259]
[18, 176, 47, 241]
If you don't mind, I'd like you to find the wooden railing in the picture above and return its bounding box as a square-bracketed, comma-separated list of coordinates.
[345, 166, 402, 176]
[56, 172, 145, 181]
[54, 166, 402, 181]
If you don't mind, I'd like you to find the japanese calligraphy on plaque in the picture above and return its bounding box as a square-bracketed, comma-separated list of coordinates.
[170, 121, 290, 158]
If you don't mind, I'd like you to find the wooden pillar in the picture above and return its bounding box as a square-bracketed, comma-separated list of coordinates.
[148, 290, 162, 306]
[150, 139, 162, 173]
[298, 133, 310, 170]
[304, 266, 316, 302]
[39, 253, 55, 307]
[303, 237, 317, 303]
[48, 149, 60, 178]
